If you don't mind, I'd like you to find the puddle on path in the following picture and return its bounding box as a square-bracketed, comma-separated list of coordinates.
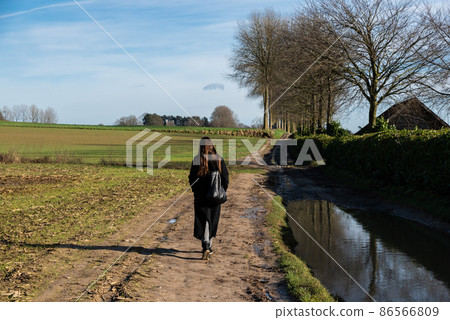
[287, 199, 450, 302]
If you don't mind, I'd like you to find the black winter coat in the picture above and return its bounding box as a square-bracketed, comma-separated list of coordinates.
[188, 156, 229, 206]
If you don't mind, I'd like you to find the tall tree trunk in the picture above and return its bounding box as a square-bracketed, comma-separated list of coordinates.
[317, 95, 323, 130]
[280, 113, 284, 130]
[269, 105, 274, 129]
[368, 56, 379, 130]
[368, 97, 378, 130]
[263, 86, 269, 130]
[326, 79, 333, 127]
[311, 94, 316, 133]
[286, 112, 291, 133]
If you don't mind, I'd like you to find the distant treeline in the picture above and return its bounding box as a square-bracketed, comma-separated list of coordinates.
[116, 106, 248, 128]
[1, 104, 57, 124]
[142, 114, 209, 127]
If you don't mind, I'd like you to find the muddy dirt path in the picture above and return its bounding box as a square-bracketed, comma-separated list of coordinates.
[34, 171, 293, 302]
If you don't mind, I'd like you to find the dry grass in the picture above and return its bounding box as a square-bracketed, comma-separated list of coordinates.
[0, 151, 21, 163]
[0, 151, 82, 164]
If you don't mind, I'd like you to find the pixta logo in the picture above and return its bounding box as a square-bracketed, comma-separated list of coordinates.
[126, 130, 325, 175]
[126, 129, 171, 175]
[192, 138, 324, 166]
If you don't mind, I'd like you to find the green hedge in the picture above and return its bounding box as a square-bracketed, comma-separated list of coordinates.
[292, 129, 450, 195]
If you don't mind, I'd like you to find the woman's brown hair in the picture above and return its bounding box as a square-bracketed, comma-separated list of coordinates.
[198, 137, 221, 176]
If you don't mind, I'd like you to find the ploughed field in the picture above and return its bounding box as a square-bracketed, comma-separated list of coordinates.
[0, 163, 190, 300]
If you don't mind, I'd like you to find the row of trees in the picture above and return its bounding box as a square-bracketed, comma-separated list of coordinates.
[115, 115, 140, 126]
[1, 105, 58, 124]
[116, 106, 241, 128]
[230, 0, 450, 132]
[142, 114, 210, 127]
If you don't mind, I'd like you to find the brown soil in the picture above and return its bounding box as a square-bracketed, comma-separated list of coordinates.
[33, 172, 294, 302]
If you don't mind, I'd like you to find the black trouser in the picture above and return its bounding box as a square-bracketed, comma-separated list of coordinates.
[202, 221, 213, 251]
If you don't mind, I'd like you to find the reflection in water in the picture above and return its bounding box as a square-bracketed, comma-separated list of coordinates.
[287, 200, 450, 302]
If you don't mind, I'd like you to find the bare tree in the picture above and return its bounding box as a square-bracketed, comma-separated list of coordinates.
[423, 5, 450, 74]
[229, 8, 286, 129]
[115, 115, 138, 126]
[12, 105, 22, 122]
[19, 104, 30, 122]
[270, 12, 348, 133]
[210, 106, 239, 128]
[309, 0, 449, 129]
[38, 109, 45, 123]
[42, 107, 57, 124]
[1, 106, 13, 121]
[421, 4, 450, 113]
[29, 104, 40, 123]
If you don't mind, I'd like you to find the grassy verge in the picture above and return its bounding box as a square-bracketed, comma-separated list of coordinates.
[272, 129, 286, 139]
[0, 163, 189, 301]
[265, 196, 334, 302]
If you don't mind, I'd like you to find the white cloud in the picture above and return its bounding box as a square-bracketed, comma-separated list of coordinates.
[0, 2, 75, 20]
[203, 83, 225, 90]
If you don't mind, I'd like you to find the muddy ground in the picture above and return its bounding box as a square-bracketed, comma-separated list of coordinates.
[33, 172, 293, 302]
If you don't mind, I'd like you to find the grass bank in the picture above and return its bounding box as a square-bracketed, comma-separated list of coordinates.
[265, 196, 334, 302]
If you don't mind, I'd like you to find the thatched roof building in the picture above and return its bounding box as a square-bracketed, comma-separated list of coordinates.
[356, 98, 449, 134]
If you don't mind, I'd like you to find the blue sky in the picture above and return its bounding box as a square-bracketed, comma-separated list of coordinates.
[0, 0, 296, 127]
[0, 1, 447, 131]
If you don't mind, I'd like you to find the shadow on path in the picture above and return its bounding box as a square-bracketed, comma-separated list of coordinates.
[1, 240, 202, 261]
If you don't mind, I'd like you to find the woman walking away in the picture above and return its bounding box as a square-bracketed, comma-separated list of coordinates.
[189, 137, 229, 260]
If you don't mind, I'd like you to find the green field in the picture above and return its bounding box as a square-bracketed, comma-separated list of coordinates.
[0, 121, 284, 137]
[0, 122, 270, 166]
